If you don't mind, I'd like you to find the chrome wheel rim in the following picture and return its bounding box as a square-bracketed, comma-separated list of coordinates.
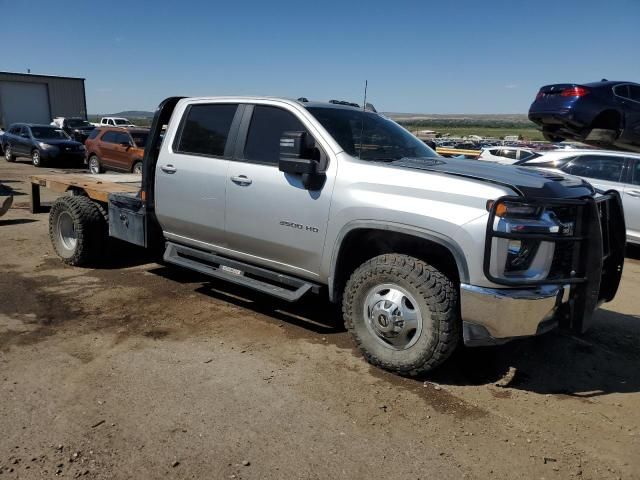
[89, 157, 99, 174]
[5, 146, 10, 160]
[133, 163, 142, 174]
[32, 151, 40, 166]
[57, 211, 77, 251]
[363, 283, 424, 350]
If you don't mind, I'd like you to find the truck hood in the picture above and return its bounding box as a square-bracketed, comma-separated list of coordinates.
[391, 157, 595, 198]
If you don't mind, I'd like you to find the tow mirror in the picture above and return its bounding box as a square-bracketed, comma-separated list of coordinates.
[278, 131, 323, 189]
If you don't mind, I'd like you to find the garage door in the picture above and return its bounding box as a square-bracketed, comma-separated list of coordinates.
[0, 81, 51, 127]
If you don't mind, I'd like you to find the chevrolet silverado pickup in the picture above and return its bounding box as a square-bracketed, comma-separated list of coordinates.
[44, 96, 626, 375]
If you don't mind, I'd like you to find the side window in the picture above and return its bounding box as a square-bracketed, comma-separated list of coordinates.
[500, 149, 518, 160]
[108, 119, 115, 126]
[116, 132, 132, 145]
[489, 148, 500, 156]
[176, 103, 238, 157]
[562, 155, 624, 182]
[101, 131, 119, 143]
[20, 126, 30, 137]
[628, 85, 640, 103]
[614, 85, 630, 99]
[244, 105, 308, 164]
[631, 160, 640, 186]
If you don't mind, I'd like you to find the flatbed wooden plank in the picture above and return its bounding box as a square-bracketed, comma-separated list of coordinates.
[29, 173, 140, 204]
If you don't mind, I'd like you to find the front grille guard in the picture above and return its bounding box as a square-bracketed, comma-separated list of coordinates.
[483, 191, 625, 332]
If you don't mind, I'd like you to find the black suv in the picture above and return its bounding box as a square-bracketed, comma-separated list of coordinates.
[3, 123, 85, 167]
[55, 117, 96, 142]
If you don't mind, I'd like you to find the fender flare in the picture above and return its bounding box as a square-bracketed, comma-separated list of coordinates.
[327, 220, 470, 302]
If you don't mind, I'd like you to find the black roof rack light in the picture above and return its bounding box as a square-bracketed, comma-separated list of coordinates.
[329, 99, 360, 108]
[297, 97, 309, 102]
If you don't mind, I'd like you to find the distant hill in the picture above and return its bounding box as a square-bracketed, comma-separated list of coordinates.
[386, 113, 531, 123]
[103, 110, 155, 119]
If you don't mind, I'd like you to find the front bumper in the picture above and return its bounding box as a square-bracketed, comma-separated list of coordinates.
[41, 149, 85, 161]
[460, 284, 569, 346]
[463, 191, 626, 347]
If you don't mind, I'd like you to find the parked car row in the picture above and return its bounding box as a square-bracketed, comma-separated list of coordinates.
[2, 116, 148, 174]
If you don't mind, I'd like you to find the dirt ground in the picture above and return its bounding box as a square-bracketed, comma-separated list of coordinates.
[1, 157, 639, 479]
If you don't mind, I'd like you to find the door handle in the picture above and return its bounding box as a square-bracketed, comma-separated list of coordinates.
[231, 175, 252, 186]
[627, 189, 640, 197]
[161, 164, 177, 174]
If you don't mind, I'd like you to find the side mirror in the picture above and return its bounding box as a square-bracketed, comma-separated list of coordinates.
[278, 131, 323, 189]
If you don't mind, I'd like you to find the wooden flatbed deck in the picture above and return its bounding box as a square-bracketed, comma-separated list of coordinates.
[29, 173, 141, 213]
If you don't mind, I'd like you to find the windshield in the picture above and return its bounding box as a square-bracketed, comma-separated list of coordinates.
[31, 127, 70, 140]
[131, 132, 149, 148]
[307, 107, 437, 161]
[67, 119, 92, 128]
[114, 119, 130, 125]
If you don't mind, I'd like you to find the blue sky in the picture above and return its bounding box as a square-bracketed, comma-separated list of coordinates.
[2, 0, 639, 114]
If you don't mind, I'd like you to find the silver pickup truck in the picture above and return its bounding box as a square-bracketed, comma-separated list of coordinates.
[46, 96, 626, 376]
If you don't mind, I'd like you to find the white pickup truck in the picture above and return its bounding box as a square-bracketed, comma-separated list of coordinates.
[99, 117, 136, 127]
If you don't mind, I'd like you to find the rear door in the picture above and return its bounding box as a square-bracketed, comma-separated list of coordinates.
[623, 158, 640, 243]
[621, 85, 640, 147]
[16, 126, 31, 155]
[155, 102, 241, 248]
[99, 130, 126, 169]
[224, 103, 335, 278]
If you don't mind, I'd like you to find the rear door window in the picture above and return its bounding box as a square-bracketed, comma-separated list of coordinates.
[499, 149, 518, 160]
[631, 160, 640, 186]
[614, 84, 630, 99]
[628, 85, 640, 103]
[175, 103, 238, 157]
[243, 105, 308, 165]
[562, 155, 625, 182]
[101, 131, 119, 143]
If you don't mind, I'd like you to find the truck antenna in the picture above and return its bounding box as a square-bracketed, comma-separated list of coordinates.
[358, 80, 368, 159]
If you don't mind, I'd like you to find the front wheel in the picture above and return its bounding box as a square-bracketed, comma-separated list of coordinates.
[32, 149, 45, 167]
[342, 254, 459, 376]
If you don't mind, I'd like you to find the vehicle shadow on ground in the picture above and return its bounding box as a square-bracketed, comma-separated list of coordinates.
[0, 179, 27, 197]
[431, 307, 640, 396]
[147, 265, 344, 335]
[98, 240, 160, 269]
[0, 218, 37, 226]
[146, 264, 640, 396]
[626, 244, 640, 260]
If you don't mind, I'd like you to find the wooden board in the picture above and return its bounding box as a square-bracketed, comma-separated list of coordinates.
[29, 173, 141, 210]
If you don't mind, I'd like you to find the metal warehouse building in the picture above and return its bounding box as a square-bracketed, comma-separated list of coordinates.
[0, 71, 87, 128]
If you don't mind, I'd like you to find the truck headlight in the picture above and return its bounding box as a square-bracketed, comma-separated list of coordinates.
[487, 201, 561, 282]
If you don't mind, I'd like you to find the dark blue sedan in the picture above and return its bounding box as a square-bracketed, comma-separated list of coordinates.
[528, 80, 640, 152]
[2, 123, 85, 167]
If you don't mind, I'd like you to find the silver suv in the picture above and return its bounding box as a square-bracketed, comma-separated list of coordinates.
[47, 96, 626, 376]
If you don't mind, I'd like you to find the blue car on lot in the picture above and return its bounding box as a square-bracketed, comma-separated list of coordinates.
[2, 123, 85, 167]
[528, 80, 640, 152]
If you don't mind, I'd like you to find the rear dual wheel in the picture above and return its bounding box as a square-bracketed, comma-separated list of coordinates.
[49, 195, 108, 266]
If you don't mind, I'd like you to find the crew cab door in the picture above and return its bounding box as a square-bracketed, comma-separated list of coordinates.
[154, 102, 241, 248]
[224, 103, 335, 278]
[623, 158, 640, 243]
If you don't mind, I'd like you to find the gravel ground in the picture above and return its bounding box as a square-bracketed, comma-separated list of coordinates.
[1, 157, 639, 479]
